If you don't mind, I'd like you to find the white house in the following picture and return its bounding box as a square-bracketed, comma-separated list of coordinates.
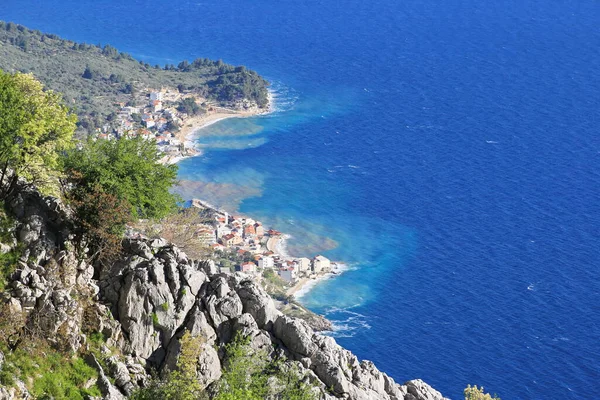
[258, 256, 274, 269]
[297, 257, 311, 274]
[313, 255, 331, 274]
[150, 92, 163, 101]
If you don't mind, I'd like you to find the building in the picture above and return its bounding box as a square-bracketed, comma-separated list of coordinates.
[255, 222, 264, 237]
[258, 256, 274, 269]
[194, 227, 215, 244]
[313, 255, 331, 273]
[221, 233, 242, 247]
[297, 257, 311, 274]
[244, 224, 256, 238]
[152, 100, 163, 112]
[211, 243, 226, 252]
[150, 92, 163, 101]
[240, 262, 256, 274]
[279, 267, 297, 283]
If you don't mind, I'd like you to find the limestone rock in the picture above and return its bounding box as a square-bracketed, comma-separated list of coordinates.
[90, 355, 126, 400]
[237, 279, 281, 331]
[404, 379, 447, 400]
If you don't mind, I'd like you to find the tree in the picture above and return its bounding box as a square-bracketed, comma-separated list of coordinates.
[464, 385, 501, 400]
[131, 331, 205, 400]
[0, 71, 76, 197]
[61, 135, 179, 219]
[177, 98, 201, 116]
[215, 332, 316, 400]
[82, 65, 96, 79]
[64, 175, 133, 262]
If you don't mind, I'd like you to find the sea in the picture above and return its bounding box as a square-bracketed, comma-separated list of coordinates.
[3, 1, 599, 398]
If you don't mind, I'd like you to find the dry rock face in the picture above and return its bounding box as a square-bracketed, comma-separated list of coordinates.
[0, 182, 447, 400]
[95, 237, 447, 400]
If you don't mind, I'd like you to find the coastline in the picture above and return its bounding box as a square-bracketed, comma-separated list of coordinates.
[289, 262, 350, 299]
[171, 91, 346, 303]
[162, 91, 275, 165]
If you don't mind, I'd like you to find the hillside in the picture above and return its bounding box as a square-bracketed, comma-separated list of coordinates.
[0, 180, 447, 400]
[0, 21, 269, 136]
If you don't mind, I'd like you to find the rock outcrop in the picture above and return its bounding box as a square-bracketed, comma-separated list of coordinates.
[0, 182, 447, 400]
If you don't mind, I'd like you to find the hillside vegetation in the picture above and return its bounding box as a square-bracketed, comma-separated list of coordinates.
[0, 21, 269, 136]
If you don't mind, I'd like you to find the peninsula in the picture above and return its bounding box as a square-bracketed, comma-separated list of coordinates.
[0, 21, 270, 138]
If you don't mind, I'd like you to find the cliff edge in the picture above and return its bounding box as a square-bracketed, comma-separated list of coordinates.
[0, 182, 446, 400]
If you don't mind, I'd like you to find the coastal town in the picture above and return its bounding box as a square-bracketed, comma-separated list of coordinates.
[93, 87, 263, 164]
[183, 200, 342, 296]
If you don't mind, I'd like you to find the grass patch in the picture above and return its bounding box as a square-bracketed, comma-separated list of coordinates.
[0, 342, 101, 399]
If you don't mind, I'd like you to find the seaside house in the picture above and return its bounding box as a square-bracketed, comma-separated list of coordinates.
[297, 257, 311, 274]
[313, 255, 331, 274]
[255, 222, 264, 237]
[152, 100, 163, 112]
[243, 224, 256, 238]
[258, 256, 274, 269]
[239, 262, 257, 274]
[157, 117, 168, 130]
[122, 106, 140, 115]
[221, 233, 242, 247]
[194, 227, 215, 244]
[211, 243, 226, 252]
[279, 267, 297, 283]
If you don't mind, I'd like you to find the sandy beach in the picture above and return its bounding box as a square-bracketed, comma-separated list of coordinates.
[159, 108, 266, 165]
[287, 262, 350, 299]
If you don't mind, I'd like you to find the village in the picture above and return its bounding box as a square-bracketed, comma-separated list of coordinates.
[93, 87, 254, 164]
[176, 200, 340, 291]
[210, 209, 338, 285]
[95, 89, 193, 158]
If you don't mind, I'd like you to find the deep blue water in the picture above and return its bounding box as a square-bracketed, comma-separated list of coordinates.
[3, 1, 600, 398]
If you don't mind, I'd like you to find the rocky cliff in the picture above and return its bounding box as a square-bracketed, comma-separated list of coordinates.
[0, 183, 447, 400]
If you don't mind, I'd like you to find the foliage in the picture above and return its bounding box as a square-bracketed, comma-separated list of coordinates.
[0, 248, 20, 292]
[131, 331, 315, 400]
[0, 301, 25, 351]
[208, 71, 269, 108]
[0, 21, 269, 136]
[0, 202, 20, 290]
[215, 332, 316, 400]
[261, 269, 289, 301]
[0, 70, 77, 197]
[465, 385, 501, 400]
[131, 331, 206, 400]
[62, 135, 179, 220]
[0, 340, 101, 399]
[215, 333, 270, 400]
[133, 206, 216, 259]
[177, 97, 203, 116]
[64, 174, 132, 261]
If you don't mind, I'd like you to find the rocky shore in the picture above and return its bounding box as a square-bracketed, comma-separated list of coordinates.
[0, 181, 447, 399]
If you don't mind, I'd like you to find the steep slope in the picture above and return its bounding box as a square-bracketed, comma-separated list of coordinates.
[0, 181, 446, 400]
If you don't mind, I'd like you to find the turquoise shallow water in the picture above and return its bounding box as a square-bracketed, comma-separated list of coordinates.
[4, 0, 600, 398]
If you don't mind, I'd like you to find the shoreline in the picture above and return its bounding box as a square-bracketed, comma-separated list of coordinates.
[289, 262, 350, 299]
[173, 91, 348, 302]
[163, 91, 275, 165]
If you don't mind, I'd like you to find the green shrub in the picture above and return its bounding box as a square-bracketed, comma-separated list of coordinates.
[465, 385, 501, 400]
[1, 343, 101, 399]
